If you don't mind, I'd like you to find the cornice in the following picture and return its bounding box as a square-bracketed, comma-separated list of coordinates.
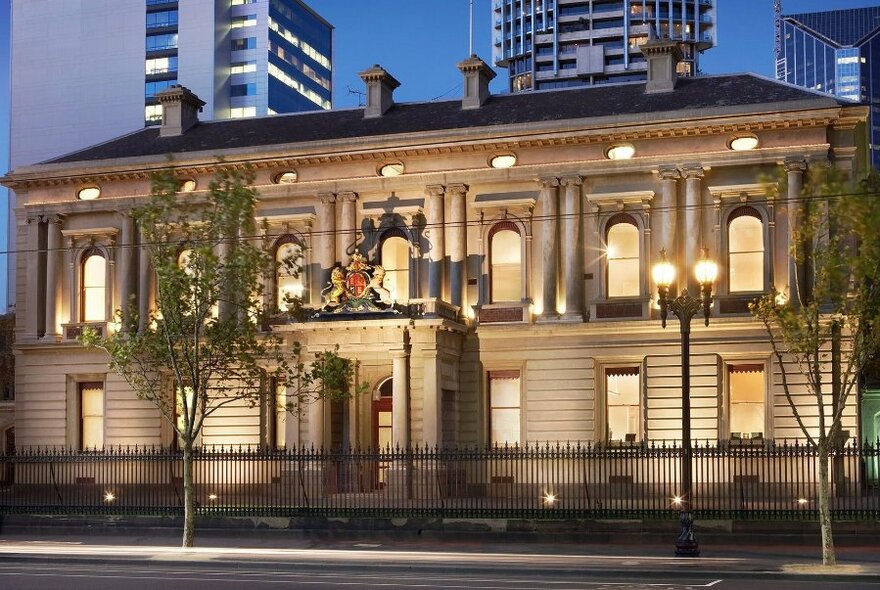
[2, 107, 847, 192]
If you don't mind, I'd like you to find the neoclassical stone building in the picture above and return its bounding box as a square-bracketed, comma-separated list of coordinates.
[2, 42, 871, 452]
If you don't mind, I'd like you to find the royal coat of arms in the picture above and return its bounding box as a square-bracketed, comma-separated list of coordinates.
[319, 252, 397, 314]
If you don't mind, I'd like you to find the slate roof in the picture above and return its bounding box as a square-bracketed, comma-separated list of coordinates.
[44, 74, 847, 166]
[785, 7, 880, 47]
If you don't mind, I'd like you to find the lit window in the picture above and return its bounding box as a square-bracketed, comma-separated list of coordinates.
[270, 377, 287, 449]
[145, 56, 178, 75]
[145, 104, 163, 124]
[82, 252, 106, 322]
[728, 210, 764, 292]
[230, 107, 256, 118]
[268, 63, 331, 109]
[605, 143, 635, 160]
[273, 171, 297, 184]
[380, 234, 410, 303]
[378, 162, 404, 177]
[490, 225, 522, 303]
[230, 61, 257, 74]
[275, 241, 303, 311]
[489, 371, 521, 445]
[606, 217, 640, 297]
[79, 382, 104, 450]
[178, 179, 197, 192]
[230, 15, 257, 28]
[490, 154, 517, 169]
[729, 365, 765, 441]
[77, 186, 101, 200]
[606, 367, 640, 443]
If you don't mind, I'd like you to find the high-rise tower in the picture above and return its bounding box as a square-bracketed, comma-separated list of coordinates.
[492, 0, 716, 92]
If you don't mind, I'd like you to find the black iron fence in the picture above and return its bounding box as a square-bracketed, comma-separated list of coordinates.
[1, 441, 879, 520]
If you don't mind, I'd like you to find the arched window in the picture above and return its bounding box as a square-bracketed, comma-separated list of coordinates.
[490, 223, 522, 303]
[81, 251, 106, 322]
[380, 232, 410, 303]
[606, 216, 640, 298]
[728, 208, 764, 293]
[275, 239, 303, 311]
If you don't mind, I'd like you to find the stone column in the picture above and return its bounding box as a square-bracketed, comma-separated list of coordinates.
[656, 166, 680, 256]
[682, 166, 704, 294]
[338, 192, 358, 266]
[446, 184, 468, 309]
[318, 193, 337, 299]
[560, 176, 583, 321]
[306, 385, 325, 449]
[137, 221, 152, 334]
[424, 185, 446, 300]
[44, 215, 62, 339]
[421, 346, 441, 447]
[24, 217, 40, 337]
[391, 347, 410, 449]
[216, 237, 233, 321]
[785, 158, 807, 306]
[117, 213, 135, 330]
[538, 177, 559, 318]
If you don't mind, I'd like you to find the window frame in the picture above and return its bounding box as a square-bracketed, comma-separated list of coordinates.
[597, 361, 645, 445]
[273, 235, 306, 311]
[722, 359, 771, 444]
[65, 375, 106, 451]
[80, 248, 108, 323]
[488, 221, 524, 304]
[604, 213, 642, 299]
[378, 229, 412, 303]
[726, 206, 767, 294]
[486, 369, 523, 447]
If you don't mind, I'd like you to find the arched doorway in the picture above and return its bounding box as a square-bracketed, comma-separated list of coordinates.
[373, 379, 393, 487]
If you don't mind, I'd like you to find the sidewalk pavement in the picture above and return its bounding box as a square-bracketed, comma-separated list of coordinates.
[1, 529, 879, 582]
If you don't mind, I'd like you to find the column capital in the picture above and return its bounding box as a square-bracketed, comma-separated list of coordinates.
[446, 183, 468, 197]
[682, 165, 704, 180]
[537, 176, 560, 188]
[560, 175, 583, 187]
[424, 184, 446, 198]
[41, 213, 64, 225]
[337, 191, 359, 203]
[318, 192, 337, 204]
[783, 157, 807, 173]
[657, 166, 681, 181]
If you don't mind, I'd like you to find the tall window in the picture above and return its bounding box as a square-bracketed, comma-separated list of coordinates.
[729, 364, 765, 440]
[275, 240, 303, 311]
[81, 251, 106, 322]
[267, 377, 287, 449]
[488, 371, 521, 445]
[380, 233, 410, 303]
[490, 224, 522, 303]
[606, 216, 640, 298]
[728, 209, 764, 293]
[605, 367, 640, 442]
[79, 382, 104, 450]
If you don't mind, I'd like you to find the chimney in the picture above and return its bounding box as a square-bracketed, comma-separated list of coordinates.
[639, 37, 684, 94]
[358, 65, 400, 118]
[156, 85, 205, 137]
[457, 55, 496, 109]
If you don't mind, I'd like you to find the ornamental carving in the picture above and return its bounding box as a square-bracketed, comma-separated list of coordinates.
[318, 252, 400, 315]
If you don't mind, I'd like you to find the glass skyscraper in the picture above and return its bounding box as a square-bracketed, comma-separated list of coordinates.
[776, 6, 880, 167]
[145, 0, 332, 125]
[492, 0, 716, 93]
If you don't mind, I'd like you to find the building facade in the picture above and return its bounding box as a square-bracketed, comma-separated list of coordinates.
[7, 0, 333, 317]
[1, 44, 869, 453]
[492, 0, 716, 92]
[775, 5, 880, 168]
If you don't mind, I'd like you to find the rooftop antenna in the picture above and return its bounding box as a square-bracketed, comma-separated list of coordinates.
[346, 84, 365, 107]
[469, 0, 474, 55]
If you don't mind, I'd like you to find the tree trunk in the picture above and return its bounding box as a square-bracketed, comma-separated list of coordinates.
[817, 443, 836, 566]
[182, 440, 196, 548]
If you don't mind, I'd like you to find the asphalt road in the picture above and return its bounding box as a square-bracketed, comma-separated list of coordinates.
[1, 560, 879, 590]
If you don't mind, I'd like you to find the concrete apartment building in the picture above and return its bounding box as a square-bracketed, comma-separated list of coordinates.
[0, 41, 870, 460]
[492, 0, 716, 92]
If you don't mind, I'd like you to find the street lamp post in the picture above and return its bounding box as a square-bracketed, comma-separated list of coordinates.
[652, 247, 718, 558]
